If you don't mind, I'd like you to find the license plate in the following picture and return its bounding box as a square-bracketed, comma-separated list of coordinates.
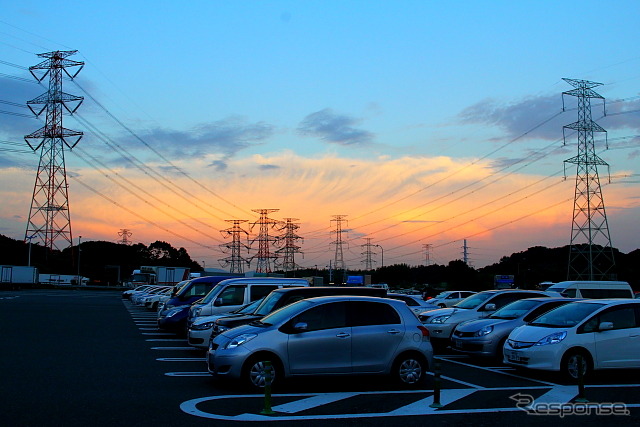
[505, 350, 521, 362]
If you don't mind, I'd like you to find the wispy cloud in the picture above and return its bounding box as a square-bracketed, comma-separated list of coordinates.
[297, 108, 374, 145]
[135, 116, 274, 160]
[459, 95, 564, 140]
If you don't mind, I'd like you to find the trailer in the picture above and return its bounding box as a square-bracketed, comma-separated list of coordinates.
[1, 265, 38, 287]
[38, 274, 89, 286]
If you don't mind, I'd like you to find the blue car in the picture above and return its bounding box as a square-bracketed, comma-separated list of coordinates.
[157, 275, 241, 333]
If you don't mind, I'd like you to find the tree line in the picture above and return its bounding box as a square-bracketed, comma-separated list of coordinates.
[0, 234, 638, 291]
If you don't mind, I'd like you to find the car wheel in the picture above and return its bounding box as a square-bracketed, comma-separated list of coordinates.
[561, 350, 592, 381]
[242, 355, 282, 391]
[393, 353, 427, 387]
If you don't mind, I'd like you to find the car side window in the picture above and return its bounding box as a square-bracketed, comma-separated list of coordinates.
[348, 301, 401, 326]
[446, 293, 457, 299]
[484, 293, 520, 310]
[563, 289, 578, 298]
[250, 285, 278, 301]
[217, 285, 246, 306]
[291, 302, 347, 332]
[599, 306, 636, 330]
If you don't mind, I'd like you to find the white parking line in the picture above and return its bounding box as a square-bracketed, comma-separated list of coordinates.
[166, 372, 210, 377]
[151, 347, 201, 351]
[436, 356, 558, 387]
[157, 358, 204, 362]
[271, 392, 356, 413]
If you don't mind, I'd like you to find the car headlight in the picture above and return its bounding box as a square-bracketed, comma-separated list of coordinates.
[224, 333, 257, 349]
[430, 315, 451, 324]
[166, 307, 183, 318]
[476, 325, 494, 337]
[191, 322, 215, 331]
[534, 331, 567, 346]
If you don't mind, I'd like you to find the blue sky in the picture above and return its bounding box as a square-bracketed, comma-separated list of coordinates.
[1, 1, 639, 270]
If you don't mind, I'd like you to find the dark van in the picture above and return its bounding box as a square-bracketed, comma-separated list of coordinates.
[209, 286, 388, 342]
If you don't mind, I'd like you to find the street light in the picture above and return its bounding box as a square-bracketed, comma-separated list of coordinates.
[375, 244, 384, 268]
[26, 234, 36, 266]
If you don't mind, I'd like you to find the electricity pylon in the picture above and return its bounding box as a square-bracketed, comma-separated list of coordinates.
[275, 218, 303, 273]
[250, 209, 280, 273]
[331, 215, 348, 271]
[361, 238, 374, 270]
[562, 78, 615, 280]
[24, 50, 84, 250]
[117, 229, 133, 245]
[220, 220, 251, 274]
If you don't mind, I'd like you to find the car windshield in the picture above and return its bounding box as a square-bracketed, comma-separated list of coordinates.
[199, 283, 226, 303]
[260, 299, 313, 325]
[453, 292, 494, 309]
[529, 302, 604, 327]
[490, 299, 540, 319]
[236, 298, 264, 314]
[252, 292, 287, 316]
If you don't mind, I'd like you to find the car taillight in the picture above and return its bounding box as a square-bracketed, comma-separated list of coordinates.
[417, 326, 430, 337]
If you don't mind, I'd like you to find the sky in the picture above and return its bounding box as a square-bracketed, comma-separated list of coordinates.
[1, 1, 639, 271]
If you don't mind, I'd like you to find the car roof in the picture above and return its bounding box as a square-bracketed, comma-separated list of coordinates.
[301, 295, 403, 305]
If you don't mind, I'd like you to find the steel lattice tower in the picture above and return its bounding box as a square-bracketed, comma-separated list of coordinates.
[275, 218, 303, 273]
[24, 50, 84, 250]
[250, 209, 280, 273]
[361, 238, 374, 270]
[423, 244, 432, 266]
[562, 78, 615, 280]
[117, 229, 133, 245]
[220, 220, 251, 274]
[331, 215, 348, 271]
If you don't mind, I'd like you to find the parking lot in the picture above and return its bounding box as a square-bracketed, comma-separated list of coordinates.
[1, 289, 639, 426]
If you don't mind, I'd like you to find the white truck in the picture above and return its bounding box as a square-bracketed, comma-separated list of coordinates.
[126, 266, 191, 288]
[1, 265, 38, 287]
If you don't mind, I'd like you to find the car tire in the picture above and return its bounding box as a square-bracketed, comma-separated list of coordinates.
[242, 354, 282, 391]
[561, 349, 592, 381]
[393, 353, 427, 387]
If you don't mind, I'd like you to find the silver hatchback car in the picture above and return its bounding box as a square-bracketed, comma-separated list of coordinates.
[207, 296, 434, 390]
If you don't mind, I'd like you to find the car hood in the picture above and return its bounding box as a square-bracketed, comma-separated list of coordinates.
[455, 317, 512, 332]
[216, 314, 262, 327]
[193, 313, 242, 325]
[217, 323, 267, 341]
[420, 307, 456, 317]
[508, 325, 566, 342]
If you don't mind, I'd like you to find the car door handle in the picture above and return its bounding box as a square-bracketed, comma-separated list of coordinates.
[336, 332, 350, 338]
[387, 329, 401, 335]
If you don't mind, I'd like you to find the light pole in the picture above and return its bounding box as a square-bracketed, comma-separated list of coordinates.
[77, 236, 82, 286]
[375, 244, 384, 268]
[26, 234, 35, 266]
[202, 260, 206, 269]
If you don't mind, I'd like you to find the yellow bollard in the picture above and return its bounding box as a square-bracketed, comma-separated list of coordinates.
[260, 361, 275, 415]
[430, 361, 443, 408]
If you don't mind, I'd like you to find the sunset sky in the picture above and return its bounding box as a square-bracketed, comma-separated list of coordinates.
[1, 1, 639, 270]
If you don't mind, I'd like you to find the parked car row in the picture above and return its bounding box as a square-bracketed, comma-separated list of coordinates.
[415, 280, 639, 381]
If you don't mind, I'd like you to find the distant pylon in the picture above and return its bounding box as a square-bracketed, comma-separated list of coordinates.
[361, 238, 374, 270]
[117, 229, 133, 245]
[24, 50, 84, 250]
[250, 209, 280, 273]
[562, 78, 615, 280]
[423, 244, 432, 266]
[331, 215, 348, 271]
[220, 220, 251, 274]
[275, 218, 303, 273]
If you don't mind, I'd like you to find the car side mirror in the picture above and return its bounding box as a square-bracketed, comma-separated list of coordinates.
[484, 303, 496, 311]
[293, 322, 308, 332]
[598, 321, 614, 331]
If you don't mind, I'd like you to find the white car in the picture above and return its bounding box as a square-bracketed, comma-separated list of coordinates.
[504, 299, 640, 380]
[425, 291, 476, 308]
[386, 293, 439, 315]
[143, 287, 173, 310]
[419, 289, 558, 348]
[188, 298, 264, 349]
